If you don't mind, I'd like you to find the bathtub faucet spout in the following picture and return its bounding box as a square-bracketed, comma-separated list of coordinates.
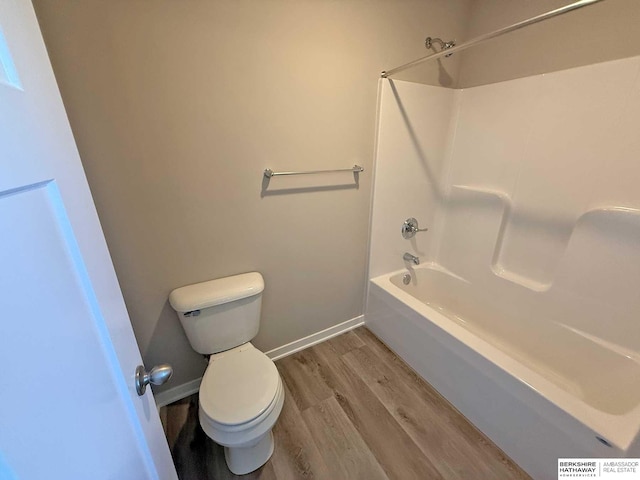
[403, 252, 420, 265]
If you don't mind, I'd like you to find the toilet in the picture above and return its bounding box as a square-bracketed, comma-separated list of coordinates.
[168, 272, 284, 475]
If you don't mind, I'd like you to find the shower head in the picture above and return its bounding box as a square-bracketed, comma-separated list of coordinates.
[425, 36, 456, 57]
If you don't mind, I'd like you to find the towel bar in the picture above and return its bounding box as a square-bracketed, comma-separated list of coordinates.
[264, 165, 364, 178]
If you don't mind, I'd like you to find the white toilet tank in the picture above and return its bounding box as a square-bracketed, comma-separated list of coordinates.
[169, 272, 265, 354]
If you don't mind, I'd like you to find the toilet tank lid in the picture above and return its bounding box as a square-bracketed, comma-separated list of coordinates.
[169, 272, 264, 312]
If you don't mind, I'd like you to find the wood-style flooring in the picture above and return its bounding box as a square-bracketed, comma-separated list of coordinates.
[160, 327, 531, 479]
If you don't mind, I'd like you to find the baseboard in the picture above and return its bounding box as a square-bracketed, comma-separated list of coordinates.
[154, 315, 364, 407]
[265, 315, 365, 361]
[154, 377, 202, 408]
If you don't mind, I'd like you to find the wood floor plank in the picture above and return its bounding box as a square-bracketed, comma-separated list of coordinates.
[354, 326, 462, 409]
[269, 380, 333, 480]
[343, 344, 529, 479]
[169, 396, 222, 480]
[277, 350, 333, 411]
[321, 329, 365, 356]
[160, 399, 191, 451]
[309, 342, 445, 480]
[301, 396, 389, 480]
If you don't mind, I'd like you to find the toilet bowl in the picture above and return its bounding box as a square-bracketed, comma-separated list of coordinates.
[197, 342, 284, 475]
[168, 272, 284, 475]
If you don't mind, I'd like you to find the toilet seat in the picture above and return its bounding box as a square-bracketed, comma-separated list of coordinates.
[199, 343, 279, 427]
[201, 378, 283, 435]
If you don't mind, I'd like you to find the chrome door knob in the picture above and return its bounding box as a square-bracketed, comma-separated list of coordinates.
[135, 364, 173, 396]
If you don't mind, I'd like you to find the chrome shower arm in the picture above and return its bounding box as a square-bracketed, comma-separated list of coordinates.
[425, 37, 456, 52]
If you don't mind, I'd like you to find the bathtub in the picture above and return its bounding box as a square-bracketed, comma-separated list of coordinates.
[366, 264, 640, 479]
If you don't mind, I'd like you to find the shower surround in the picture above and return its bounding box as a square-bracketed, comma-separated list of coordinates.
[367, 55, 640, 479]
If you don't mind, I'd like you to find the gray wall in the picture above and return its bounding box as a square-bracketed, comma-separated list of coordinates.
[33, 0, 471, 391]
[458, 0, 640, 87]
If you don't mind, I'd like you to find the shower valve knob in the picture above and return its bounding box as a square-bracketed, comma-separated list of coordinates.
[402, 218, 428, 239]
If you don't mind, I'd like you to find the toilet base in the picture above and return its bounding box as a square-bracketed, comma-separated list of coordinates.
[223, 430, 274, 475]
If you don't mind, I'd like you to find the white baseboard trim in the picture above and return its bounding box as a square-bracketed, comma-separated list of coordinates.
[154, 315, 364, 407]
[265, 315, 365, 362]
[154, 377, 202, 408]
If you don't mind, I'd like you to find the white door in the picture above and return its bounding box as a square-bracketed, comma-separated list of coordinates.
[0, 1, 177, 479]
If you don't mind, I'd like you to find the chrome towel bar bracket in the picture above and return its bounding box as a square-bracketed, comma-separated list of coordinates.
[264, 165, 364, 178]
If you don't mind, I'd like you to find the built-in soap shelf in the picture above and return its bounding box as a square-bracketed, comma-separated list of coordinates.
[553, 206, 640, 299]
[451, 184, 511, 204]
[445, 186, 640, 294]
[449, 185, 552, 292]
[449, 185, 513, 272]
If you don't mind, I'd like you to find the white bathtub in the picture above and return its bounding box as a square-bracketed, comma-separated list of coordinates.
[366, 265, 640, 479]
